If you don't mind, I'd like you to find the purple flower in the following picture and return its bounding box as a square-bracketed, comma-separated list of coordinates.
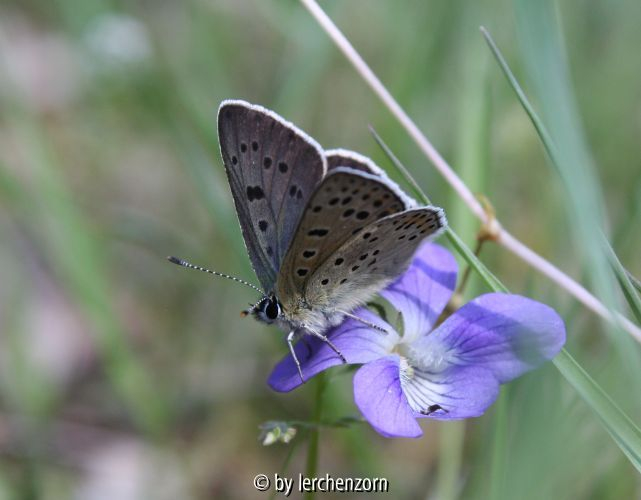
[269, 242, 566, 438]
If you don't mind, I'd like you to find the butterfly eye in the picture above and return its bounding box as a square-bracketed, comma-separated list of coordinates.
[265, 298, 280, 320]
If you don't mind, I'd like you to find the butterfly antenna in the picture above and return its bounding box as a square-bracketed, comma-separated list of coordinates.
[167, 256, 264, 295]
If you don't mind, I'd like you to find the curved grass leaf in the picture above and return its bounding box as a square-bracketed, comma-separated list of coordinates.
[372, 122, 641, 474]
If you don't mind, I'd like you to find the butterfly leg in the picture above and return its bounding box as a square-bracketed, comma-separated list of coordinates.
[306, 328, 347, 364]
[287, 330, 306, 383]
[338, 310, 388, 334]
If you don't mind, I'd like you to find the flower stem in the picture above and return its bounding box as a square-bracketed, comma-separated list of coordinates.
[435, 421, 466, 500]
[489, 388, 509, 500]
[270, 442, 300, 500]
[304, 371, 326, 499]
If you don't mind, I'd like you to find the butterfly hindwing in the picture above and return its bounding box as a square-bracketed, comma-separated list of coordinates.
[275, 167, 411, 306]
[326, 149, 417, 207]
[326, 149, 383, 175]
[303, 207, 446, 313]
[218, 100, 326, 291]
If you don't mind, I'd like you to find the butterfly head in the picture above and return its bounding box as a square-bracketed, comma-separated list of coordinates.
[250, 294, 283, 325]
[246, 294, 317, 332]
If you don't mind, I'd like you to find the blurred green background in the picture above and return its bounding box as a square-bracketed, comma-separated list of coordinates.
[1, 0, 640, 498]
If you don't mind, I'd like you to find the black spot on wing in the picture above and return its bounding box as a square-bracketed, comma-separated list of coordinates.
[246, 186, 265, 202]
[308, 228, 329, 237]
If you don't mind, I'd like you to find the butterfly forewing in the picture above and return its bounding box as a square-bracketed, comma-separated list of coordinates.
[303, 207, 446, 312]
[276, 167, 410, 304]
[218, 100, 326, 291]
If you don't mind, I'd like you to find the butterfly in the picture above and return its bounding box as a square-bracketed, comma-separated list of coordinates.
[170, 99, 446, 382]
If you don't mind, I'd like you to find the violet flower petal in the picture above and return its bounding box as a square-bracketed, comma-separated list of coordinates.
[268, 308, 398, 392]
[400, 362, 499, 420]
[380, 242, 457, 343]
[353, 355, 423, 438]
[413, 293, 566, 383]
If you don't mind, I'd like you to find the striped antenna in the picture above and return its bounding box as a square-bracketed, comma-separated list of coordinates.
[167, 256, 264, 295]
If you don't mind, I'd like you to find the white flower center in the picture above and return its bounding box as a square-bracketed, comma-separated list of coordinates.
[398, 338, 449, 373]
[398, 353, 448, 415]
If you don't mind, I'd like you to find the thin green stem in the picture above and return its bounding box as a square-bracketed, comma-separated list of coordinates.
[553, 350, 641, 472]
[605, 241, 641, 325]
[435, 421, 466, 500]
[304, 372, 327, 499]
[628, 271, 641, 295]
[479, 27, 558, 165]
[369, 125, 426, 203]
[270, 442, 301, 500]
[287, 416, 364, 429]
[456, 239, 484, 296]
[489, 388, 509, 500]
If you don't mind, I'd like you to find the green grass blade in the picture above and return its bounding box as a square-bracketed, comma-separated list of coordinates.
[510, 0, 618, 316]
[553, 349, 641, 472]
[605, 242, 641, 325]
[628, 271, 641, 296]
[485, 2, 631, 340]
[371, 126, 641, 475]
[445, 228, 507, 293]
[484, 0, 641, 389]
